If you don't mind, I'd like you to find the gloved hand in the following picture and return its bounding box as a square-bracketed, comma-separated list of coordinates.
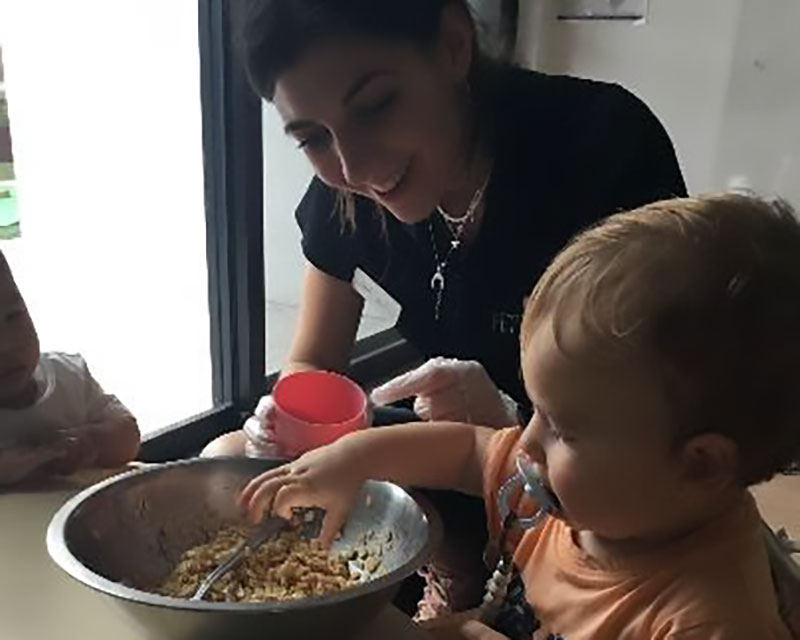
[242, 394, 282, 458]
[370, 357, 518, 428]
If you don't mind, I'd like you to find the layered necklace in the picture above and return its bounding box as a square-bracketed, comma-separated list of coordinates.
[429, 168, 492, 321]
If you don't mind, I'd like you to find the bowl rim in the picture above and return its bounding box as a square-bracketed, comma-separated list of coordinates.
[46, 457, 443, 613]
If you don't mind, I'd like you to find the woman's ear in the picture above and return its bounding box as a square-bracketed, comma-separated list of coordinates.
[679, 433, 739, 491]
[436, 2, 476, 83]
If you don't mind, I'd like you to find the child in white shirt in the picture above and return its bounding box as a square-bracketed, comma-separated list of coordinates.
[0, 250, 140, 485]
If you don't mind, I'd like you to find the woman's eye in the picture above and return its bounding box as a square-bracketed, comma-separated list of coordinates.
[296, 130, 330, 151]
[356, 93, 397, 119]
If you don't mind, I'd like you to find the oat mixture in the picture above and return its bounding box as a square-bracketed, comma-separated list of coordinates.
[157, 526, 357, 602]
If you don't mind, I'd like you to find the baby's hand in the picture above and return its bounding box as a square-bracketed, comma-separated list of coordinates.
[238, 437, 365, 547]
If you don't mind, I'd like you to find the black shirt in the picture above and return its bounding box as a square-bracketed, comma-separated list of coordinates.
[296, 67, 687, 404]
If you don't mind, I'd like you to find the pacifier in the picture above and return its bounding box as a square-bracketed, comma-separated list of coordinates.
[497, 452, 561, 531]
[480, 452, 561, 634]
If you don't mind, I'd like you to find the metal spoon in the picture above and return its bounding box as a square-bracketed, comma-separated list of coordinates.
[191, 506, 325, 601]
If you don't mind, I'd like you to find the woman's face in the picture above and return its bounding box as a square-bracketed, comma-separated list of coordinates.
[272, 10, 474, 223]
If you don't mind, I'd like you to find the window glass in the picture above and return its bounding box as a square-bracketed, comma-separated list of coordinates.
[262, 104, 394, 371]
[0, 2, 212, 434]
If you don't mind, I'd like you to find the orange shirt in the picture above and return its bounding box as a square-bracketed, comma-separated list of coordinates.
[482, 428, 791, 640]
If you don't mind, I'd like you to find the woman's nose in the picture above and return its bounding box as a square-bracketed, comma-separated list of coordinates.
[334, 135, 371, 188]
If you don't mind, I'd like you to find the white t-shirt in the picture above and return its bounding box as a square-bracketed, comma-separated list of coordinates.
[0, 352, 130, 446]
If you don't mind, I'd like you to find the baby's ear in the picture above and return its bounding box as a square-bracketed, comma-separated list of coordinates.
[679, 433, 739, 490]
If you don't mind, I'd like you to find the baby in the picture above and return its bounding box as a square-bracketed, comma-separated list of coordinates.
[0, 250, 140, 485]
[239, 193, 799, 639]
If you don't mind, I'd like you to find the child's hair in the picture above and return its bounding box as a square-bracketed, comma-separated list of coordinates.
[239, 0, 481, 101]
[521, 193, 800, 486]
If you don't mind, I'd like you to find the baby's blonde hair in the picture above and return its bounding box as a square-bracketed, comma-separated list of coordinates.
[522, 193, 800, 485]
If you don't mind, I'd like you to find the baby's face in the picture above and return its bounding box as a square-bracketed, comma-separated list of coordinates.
[517, 317, 699, 542]
[0, 261, 40, 406]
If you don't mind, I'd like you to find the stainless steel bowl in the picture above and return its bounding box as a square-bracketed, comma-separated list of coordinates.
[46, 457, 441, 639]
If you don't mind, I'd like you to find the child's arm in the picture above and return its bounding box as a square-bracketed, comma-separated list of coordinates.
[240, 422, 495, 545]
[53, 359, 141, 473]
[49, 415, 140, 475]
[0, 442, 66, 486]
[57, 413, 140, 471]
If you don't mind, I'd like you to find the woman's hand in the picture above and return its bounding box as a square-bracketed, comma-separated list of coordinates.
[238, 437, 366, 546]
[370, 358, 517, 428]
[242, 394, 282, 458]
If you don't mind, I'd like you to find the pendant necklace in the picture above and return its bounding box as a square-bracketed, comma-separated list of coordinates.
[429, 169, 491, 321]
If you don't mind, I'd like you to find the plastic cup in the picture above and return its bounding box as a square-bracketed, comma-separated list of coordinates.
[270, 370, 369, 458]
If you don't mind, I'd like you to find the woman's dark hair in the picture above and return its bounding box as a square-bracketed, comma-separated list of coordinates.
[238, 0, 483, 101]
[237, 0, 504, 230]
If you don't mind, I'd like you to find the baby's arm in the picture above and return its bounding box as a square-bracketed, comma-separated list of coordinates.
[52, 410, 140, 474]
[337, 421, 494, 494]
[74, 412, 140, 467]
[240, 422, 495, 545]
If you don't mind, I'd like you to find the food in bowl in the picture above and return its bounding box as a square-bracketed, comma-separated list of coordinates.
[157, 526, 358, 602]
[47, 458, 441, 639]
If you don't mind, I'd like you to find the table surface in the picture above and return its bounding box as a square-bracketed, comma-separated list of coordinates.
[3, 466, 796, 640]
[0, 468, 432, 640]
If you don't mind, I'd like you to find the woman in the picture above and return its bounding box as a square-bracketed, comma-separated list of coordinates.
[207, 0, 686, 617]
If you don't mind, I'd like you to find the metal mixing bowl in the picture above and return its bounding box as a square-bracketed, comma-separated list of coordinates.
[46, 457, 441, 639]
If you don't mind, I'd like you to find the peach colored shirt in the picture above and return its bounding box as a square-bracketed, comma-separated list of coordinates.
[482, 428, 791, 640]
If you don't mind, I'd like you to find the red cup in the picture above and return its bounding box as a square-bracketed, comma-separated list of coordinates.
[268, 370, 369, 458]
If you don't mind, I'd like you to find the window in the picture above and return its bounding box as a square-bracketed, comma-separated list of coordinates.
[0, 2, 215, 437]
[261, 105, 396, 372]
[0, 47, 18, 240]
[0, 1, 412, 462]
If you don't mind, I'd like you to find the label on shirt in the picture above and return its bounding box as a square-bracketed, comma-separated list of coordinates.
[492, 311, 523, 335]
[351, 268, 402, 325]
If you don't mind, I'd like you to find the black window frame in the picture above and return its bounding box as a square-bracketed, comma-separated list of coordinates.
[140, 0, 416, 462]
[139, 0, 263, 461]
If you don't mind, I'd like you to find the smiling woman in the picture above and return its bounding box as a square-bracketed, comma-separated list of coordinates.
[213, 0, 686, 619]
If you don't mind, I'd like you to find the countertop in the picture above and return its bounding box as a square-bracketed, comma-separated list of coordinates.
[0, 468, 432, 640]
[2, 466, 795, 640]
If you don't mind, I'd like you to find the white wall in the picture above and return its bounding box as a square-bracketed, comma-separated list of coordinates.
[714, 0, 800, 206]
[516, 0, 800, 206]
[517, 0, 744, 195]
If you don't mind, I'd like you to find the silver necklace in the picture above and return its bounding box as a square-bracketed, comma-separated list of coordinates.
[429, 170, 491, 321]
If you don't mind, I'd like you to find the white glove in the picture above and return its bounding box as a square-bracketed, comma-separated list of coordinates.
[242, 395, 281, 458]
[370, 357, 518, 428]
